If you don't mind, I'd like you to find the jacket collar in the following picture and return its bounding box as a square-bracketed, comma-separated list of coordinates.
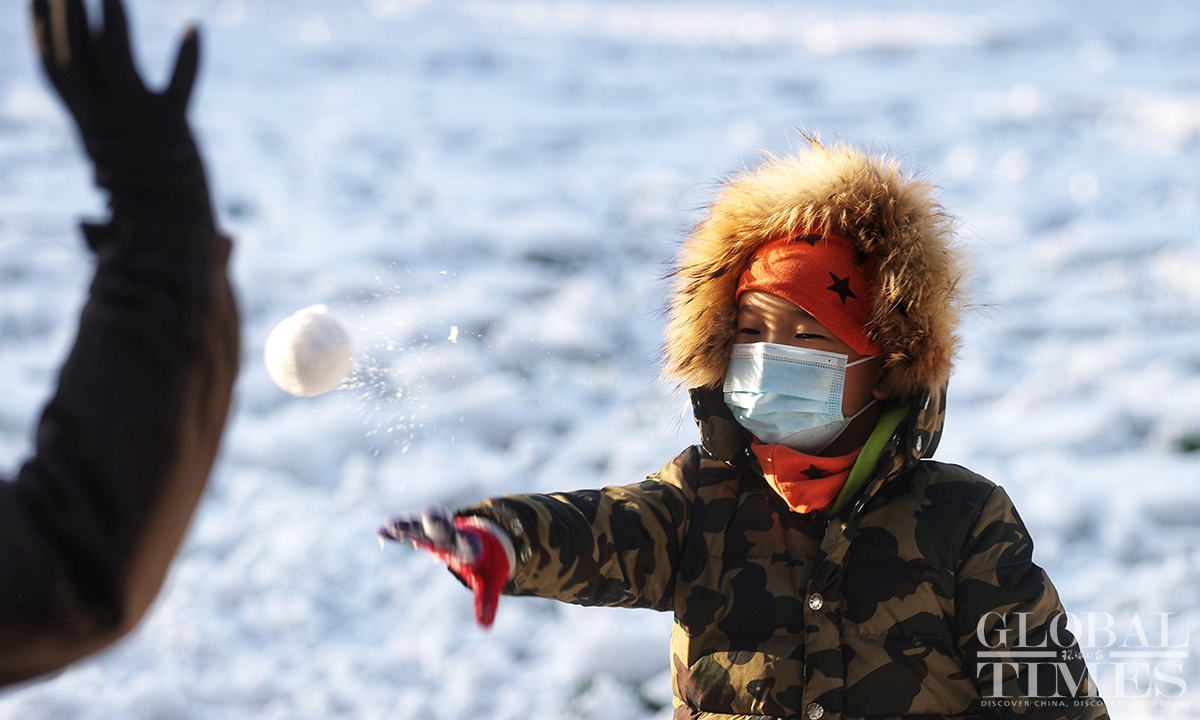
[689, 384, 948, 503]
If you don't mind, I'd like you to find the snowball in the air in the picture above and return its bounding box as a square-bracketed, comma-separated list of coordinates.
[264, 304, 352, 397]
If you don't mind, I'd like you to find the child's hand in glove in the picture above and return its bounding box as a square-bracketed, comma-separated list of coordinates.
[377, 508, 515, 628]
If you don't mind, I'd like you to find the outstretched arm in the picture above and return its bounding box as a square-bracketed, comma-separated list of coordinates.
[0, 0, 239, 686]
[380, 448, 699, 627]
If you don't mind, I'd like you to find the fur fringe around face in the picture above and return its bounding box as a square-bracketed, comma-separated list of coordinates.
[662, 139, 967, 399]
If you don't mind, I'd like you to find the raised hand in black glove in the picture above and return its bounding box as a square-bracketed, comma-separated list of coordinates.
[31, 0, 212, 225]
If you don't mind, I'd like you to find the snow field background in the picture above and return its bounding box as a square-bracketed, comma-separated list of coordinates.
[1, 0, 1200, 717]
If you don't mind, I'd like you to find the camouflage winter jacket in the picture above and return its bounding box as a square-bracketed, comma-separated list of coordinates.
[461, 388, 1110, 720]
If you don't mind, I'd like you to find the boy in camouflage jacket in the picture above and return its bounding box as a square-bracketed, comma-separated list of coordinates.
[381, 140, 1109, 720]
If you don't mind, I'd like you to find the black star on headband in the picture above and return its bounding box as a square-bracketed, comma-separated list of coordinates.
[826, 272, 857, 304]
[792, 234, 822, 246]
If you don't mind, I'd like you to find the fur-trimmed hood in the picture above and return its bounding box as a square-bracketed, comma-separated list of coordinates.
[662, 139, 967, 399]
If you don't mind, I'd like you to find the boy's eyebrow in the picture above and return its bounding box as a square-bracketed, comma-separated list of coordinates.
[738, 295, 819, 323]
[781, 307, 818, 324]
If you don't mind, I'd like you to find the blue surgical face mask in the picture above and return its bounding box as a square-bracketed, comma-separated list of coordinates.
[723, 342, 876, 454]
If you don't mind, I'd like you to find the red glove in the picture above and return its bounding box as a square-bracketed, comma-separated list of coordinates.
[377, 508, 514, 627]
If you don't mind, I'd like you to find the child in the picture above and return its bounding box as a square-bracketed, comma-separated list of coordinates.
[381, 140, 1108, 719]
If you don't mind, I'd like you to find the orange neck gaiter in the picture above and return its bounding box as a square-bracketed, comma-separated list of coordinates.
[751, 439, 862, 514]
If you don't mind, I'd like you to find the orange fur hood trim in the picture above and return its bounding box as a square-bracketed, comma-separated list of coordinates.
[663, 139, 967, 399]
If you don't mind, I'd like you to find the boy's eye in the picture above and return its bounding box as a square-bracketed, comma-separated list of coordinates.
[738, 327, 762, 335]
[794, 333, 822, 340]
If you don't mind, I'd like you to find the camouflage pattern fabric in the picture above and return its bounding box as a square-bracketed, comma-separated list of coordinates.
[460, 387, 1109, 719]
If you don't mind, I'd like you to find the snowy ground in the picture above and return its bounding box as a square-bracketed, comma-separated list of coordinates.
[2, 0, 1200, 717]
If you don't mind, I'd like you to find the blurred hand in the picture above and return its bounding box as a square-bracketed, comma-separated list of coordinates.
[378, 507, 514, 628]
[32, 0, 212, 223]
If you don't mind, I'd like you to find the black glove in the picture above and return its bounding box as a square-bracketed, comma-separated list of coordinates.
[31, 0, 212, 226]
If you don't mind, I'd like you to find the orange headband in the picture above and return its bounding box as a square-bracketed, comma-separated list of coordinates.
[736, 232, 881, 357]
